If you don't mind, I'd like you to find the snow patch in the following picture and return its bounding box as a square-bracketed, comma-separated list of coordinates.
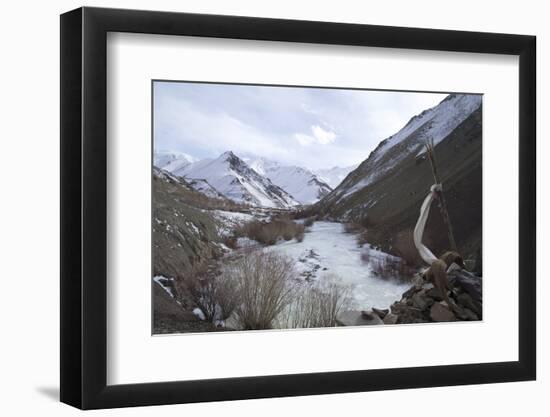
[193, 308, 206, 321]
[153, 275, 178, 302]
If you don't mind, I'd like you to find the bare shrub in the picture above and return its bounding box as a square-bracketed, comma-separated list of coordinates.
[295, 225, 305, 242]
[303, 217, 315, 227]
[370, 256, 416, 282]
[223, 235, 239, 250]
[236, 219, 306, 246]
[214, 274, 240, 321]
[182, 261, 239, 321]
[281, 222, 295, 241]
[343, 222, 363, 234]
[234, 220, 263, 239]
[293, 207, 318, 219]
[225, 252, 296, 330]
[276, 279, 353, 329]
[356, 231, 369, 246]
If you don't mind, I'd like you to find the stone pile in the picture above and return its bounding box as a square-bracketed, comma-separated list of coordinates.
[337, 268, 482, 326]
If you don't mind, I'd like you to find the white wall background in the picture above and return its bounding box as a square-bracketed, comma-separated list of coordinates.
[0, 0, 545, 415]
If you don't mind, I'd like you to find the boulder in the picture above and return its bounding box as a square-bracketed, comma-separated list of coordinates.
[361, 310, 376, 320]
[430, 302, 456, 322]
[336, 310, 383, 326]
[426, 287, 444, 301]
[412, 293, 429, 311]
[464, 308, 479, 321]
[456, 292, 482, 316]
[458, 307, 479, 321]
[448, 269, 482, 303]
[391, 303, 428, 323]
[402, 286, 417, 299]
[411, 274, 425, 288]
[372, 307, 389, 319]
[383, 313, 398, 324]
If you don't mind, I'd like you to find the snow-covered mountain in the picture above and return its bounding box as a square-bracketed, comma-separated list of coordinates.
[314, 165, 358, 189]
[315, 93, 483, 264]
[323, 94, 482, 206]
[185, 178, 227, 200]
[170, 151, 299, 208]
[248, 157, 332, 205]
[154, 150, 197, 172]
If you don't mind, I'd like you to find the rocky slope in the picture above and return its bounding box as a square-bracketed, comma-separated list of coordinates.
[152, 167, 228, 279]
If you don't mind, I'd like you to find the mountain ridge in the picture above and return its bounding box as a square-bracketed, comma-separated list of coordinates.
[164, 151, 300, 208]
[247, 157, 332, 204]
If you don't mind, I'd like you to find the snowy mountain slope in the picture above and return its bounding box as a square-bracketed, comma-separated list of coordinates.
[172, 151, 300, 208]
[153, 166, 228, 201]
[154, 150, 197, 172]
[248, 157, 332, 204]
[316, 93, 483, 261]
[314, 165, 358, 189]
[185, 178, 227, 200]
[246, 157, 280, 177]
[322, 94, 482, 206]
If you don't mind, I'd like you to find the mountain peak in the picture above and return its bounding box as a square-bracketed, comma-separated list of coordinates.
[219, 150, 236, 159]
[154, 150, 197, 171]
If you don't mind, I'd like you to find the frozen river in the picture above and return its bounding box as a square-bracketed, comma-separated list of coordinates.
[267, 221, 410, 310]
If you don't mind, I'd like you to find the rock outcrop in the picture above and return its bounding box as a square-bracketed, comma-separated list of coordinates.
[389, 268, 482, 324]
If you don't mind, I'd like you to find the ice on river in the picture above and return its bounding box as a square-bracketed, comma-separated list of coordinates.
[266, 221, 410, 310]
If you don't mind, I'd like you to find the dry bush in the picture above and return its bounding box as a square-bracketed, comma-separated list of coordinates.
[214, 274, 240, 321]
[343, 223, 368, 245]
[343, 222, 363, 234]
[303, 217, 315, 227]
[182, 261, 239, 322]
[370, 256, 416, 282]
[356, 231, 369, 246]
[343, 215, 376, 247]
[225, 252, 296, 330]
[223, 235, 239, 250]
[236, 219, 306, 245]
[276, 279, 353, 329]
[295, 226, 305, 242]
[293, 207, 318, 219]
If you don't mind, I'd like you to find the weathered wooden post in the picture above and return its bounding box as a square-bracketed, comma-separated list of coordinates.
[424, 140, 458, 253]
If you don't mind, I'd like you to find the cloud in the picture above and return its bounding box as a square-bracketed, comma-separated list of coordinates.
[294, 125, 337, 146]
[311, 125, 336, 145]
[294, 133, 315, 146]
[154, 81, 448, 170]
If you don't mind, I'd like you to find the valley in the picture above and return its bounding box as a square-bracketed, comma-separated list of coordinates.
[152, 92, 483, 333]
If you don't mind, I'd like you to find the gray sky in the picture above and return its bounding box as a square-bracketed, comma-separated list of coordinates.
[153, 81, 448, 170]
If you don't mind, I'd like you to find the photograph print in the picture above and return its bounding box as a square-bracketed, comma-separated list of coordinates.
[152, 81, 482, 334]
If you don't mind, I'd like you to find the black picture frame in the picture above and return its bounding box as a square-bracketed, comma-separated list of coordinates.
[60, 6, 536, 410]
